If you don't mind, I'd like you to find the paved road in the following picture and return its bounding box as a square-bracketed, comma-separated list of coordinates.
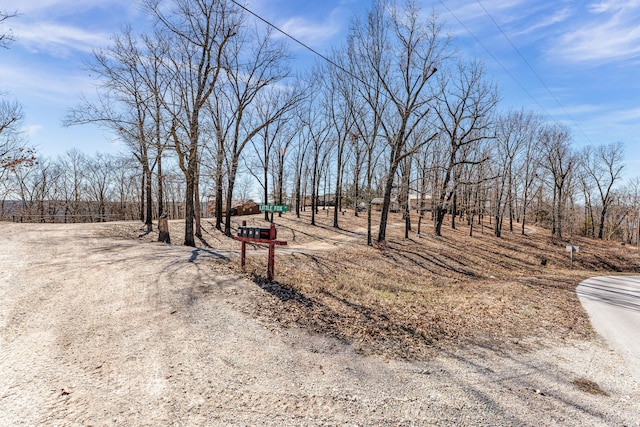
[577, 276, 640, 383]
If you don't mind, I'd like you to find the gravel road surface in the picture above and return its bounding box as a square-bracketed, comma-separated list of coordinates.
[1, 222, 639, 426]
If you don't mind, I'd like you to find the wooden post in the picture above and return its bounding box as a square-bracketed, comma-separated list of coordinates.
[241, 241, 246, 269]
[233, 221, 285, 281]
[158, 214, 170, 243]
[241, 220, 247, 269]
[267, 223, 276, 280]
[268, 242, 275, 281]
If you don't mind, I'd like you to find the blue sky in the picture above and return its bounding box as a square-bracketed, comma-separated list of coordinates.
[1, 0, 639, 176]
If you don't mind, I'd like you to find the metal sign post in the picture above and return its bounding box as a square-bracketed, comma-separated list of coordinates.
[566, 245, 579, 265]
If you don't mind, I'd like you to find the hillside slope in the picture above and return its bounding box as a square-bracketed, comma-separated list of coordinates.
[112, 209, 640, 359]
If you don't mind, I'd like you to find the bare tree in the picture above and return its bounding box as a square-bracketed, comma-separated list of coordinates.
[432, 59, 498, 236]
[150, 0, 240, 246]
[65, 27, 169, 231]
[621, 177, 640, 246]
[211, 24, 299, 236]
[291, 107, 313, 218]
[271, 119, 297, 214]
[85, 153, 115, 221]
[246, 90, 297, 221]
[321, 55, 356, 229]
[514, 112, 543, 235]
[539, 123, 575, 239]
[0, 9, 17, 49]
[345, 29, 386, 245]
[347, 0, 446, 245]
[1, 98, 37, 180]
[58, 149, 87, 222]
[492, 110, 541, 237]
[580, 141, 625, 239]
[300, 91, 333, 227]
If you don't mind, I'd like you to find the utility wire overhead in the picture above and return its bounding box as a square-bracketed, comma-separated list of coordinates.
[233, 0, 584, 145]
[474, 0, 593, 144]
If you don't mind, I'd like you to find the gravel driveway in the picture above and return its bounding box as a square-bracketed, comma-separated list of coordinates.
[1, 222, 638, 426]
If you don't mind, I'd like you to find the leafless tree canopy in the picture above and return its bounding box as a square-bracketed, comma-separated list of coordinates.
[0, 10, 17, 49]
[3, 0, 639, 248]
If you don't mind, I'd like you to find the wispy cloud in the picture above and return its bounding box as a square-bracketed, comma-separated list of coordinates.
[12, 21, 110, 56]
[277, 8, 346, 48]
[0, 60, 97, 102]
[444, 0, 527, 25]
[5, 0, 133, 16]
[23, 124, 43, 137]
[572, 106, 640, 148]
[588, 0, 640, 13]
[437, 0, 572, 50]
[550, 0, 640, 64]
[510, 7, 573, 38]
[3, 0, 140, 57]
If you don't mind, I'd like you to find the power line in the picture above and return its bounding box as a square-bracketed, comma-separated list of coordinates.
[229, 0, 365, 86]
[233, 0, 584, 143]
[437, 0, 551, 117]
[474, 0, 593, 143]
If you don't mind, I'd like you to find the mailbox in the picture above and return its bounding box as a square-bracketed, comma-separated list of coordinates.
[237, 226, 276, 240]
[258, 227, 273, 239]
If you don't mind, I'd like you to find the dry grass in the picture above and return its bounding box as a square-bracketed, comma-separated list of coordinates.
[100, 208, 640, 360]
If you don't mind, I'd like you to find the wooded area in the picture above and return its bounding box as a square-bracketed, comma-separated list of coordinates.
[1, 0, 639, 246]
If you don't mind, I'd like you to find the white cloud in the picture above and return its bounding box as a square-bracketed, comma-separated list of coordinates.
[550, 0, 640, 64]
[588, 0, 640, 13]
[277, 8, 345, 47]
[12, 21, 110, 56]
[1, 0, 141, 57]
[510, 7, 572, 38]
[437, 0, 573, 49]
[609, 107, 640, 123]
[443, 0, 528, 25]
[23, 124, 43, 137]
[0, 60, 97, 102]
[574, 106, 640, 147]
[0, 0, 132, 16]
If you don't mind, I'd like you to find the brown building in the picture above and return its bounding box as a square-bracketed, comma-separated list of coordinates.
[206, 200, 260, 217]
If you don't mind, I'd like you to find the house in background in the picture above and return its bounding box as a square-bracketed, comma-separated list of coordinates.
[206, 199, 260, 217]
[408, 194, 433, 213]
[303, 194, 336, 208]
[370, 195, 432, 213]
[232, 200, 261, 216]
[371, 197, 400, 212]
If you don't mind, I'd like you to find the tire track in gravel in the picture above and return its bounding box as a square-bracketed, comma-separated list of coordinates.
[1, 222, 639, 426]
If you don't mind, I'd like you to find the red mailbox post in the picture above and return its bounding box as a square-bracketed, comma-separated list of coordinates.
[233, 221, 287, 281]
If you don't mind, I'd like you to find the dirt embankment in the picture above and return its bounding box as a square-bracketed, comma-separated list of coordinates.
[0, 218, 639, 425]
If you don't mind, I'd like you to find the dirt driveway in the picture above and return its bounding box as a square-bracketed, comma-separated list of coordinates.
[1, 222, 638, 426]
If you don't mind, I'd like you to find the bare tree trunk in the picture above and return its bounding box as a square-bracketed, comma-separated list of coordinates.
[140, 171, 145, 222]
[145, 164, 153, 232]
[194, 164, 202, 239]
[184, 156, 196, 247]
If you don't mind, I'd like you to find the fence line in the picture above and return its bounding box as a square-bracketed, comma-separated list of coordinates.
[9, 213, 139, 223]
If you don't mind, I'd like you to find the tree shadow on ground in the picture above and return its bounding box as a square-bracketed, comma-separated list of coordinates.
[252, 275, 314, 307]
